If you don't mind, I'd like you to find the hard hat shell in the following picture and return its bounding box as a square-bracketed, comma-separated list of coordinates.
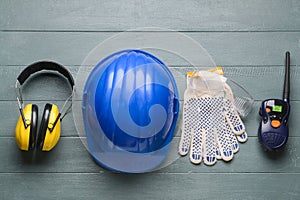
[82, 49, 179, 173]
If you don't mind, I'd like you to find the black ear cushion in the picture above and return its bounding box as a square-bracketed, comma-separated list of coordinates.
[37, 103, 52, 150]
[28, 104, 38, 151]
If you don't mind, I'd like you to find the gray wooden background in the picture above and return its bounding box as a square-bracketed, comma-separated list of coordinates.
[1, 0, 300, 199]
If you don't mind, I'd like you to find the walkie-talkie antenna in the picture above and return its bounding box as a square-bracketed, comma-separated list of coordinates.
[283, 51, 290, 103]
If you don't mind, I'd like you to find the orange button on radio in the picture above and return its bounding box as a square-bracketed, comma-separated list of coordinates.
[271, 120, 281, 128]
[266, 107, 271, 113]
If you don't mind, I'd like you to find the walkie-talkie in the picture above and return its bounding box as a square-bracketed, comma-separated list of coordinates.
[258, 51, 291, 151]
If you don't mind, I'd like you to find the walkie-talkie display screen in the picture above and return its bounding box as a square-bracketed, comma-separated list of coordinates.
[272, 105, 282, 112]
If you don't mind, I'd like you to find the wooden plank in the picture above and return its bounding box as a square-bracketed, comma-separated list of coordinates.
[0, 32, 300, 66]
[0, 173, 299, 199]
[3, 64, 299, 99]
[1, 0, 300, 31]
[2, 136, 300, 173]
[1, 65, 300, 101]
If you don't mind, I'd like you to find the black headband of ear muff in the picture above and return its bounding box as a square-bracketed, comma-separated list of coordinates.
[17, 61, 74, 88]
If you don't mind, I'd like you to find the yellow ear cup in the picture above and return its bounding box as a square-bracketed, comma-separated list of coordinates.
[39, 104, 61, 151]
[15, 104, 38, 151]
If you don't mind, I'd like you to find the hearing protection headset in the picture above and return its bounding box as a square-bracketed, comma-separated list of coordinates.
[15, 61, 74, 151]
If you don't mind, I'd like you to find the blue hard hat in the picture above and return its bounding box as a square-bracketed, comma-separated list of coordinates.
[82, 49, 179, 173]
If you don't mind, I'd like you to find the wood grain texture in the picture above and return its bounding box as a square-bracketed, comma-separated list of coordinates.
[1, 32, 300, 66]
[0, 173, 299, 200]
[1, 65, 300, 100]
[1, 0, 300, 31]
[1, 0, 300, 199]
[2, 137, 300, 174]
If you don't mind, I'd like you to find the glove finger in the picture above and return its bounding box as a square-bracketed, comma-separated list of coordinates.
[225, 123, 239, 153]
[198, 97, 218, 165]
[190, 127, 203, 164]
[224, 98, 246, 135]
[236, 131, 248, 143]
[216, 146, 222, 160]
[178, 99, 194, 156]
[215, 126, 234, 162]
[202, 128, 217, 166]
[189, 98, 205, 164]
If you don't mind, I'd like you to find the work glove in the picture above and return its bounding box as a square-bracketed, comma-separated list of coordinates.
[178, 69, 247, 165]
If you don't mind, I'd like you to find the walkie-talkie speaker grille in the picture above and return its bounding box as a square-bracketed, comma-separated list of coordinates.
[260, 131, 287, 151]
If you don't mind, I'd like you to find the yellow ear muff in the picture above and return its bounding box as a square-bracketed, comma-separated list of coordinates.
[37, 104, 61, 151]
[15, 104, 38, 151]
